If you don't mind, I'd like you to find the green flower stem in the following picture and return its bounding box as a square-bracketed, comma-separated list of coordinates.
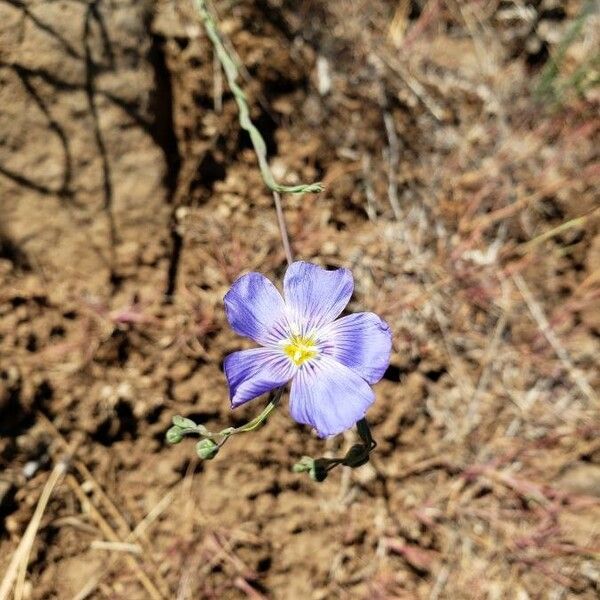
[233, 389, 282, 433]
[193, 0, 323, 194]
[167, 388, 284, 457]
[216, 387, 283, 448]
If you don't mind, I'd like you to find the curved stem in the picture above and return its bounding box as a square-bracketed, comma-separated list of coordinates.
[213, 387, 284, 449]
[293, 418, 377, 482]
[194, 0, 322, 195]
[272, 191, 293, 266]
[229, 387, 284, 435]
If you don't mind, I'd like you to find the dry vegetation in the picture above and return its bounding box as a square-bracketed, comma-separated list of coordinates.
[0, 0, 599, 598]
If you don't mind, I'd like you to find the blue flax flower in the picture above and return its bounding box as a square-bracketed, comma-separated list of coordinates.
[223, 261, 392, 437]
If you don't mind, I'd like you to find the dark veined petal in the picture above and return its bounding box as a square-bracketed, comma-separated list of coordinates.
[321, 312, 392, 384]
[224, 347, 295, 408]
[289, 356, 374, 438]
[283, 261, 353, 331]
[224, 272, 288, 345]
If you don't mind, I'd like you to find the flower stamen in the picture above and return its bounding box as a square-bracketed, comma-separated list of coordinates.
[283, 334, 318, 367]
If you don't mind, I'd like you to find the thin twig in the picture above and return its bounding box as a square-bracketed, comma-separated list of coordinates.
[511, 273, 597, 404]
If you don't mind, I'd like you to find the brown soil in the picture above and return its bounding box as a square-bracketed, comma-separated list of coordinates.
[1, 1, 599, 598]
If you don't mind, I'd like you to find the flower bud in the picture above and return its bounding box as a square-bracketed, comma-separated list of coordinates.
[166, 426, 183, 444]
[292, 457, 314, 473]
[172, 416, 197, 429]
[196, 438, 219, 460]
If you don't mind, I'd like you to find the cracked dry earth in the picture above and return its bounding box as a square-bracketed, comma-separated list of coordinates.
[1, 0, 599, 598]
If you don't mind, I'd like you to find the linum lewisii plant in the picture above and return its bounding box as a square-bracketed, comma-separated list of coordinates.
[167, 0, 391, 481]
[167, 261, 392, 481]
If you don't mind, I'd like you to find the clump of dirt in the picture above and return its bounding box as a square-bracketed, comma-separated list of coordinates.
[1, 0, 599, 598]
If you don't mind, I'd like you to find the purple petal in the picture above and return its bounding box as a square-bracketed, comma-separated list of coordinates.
[224, 272, 288, 345]
[321, 313, 392, 384]
[289, 356, 374, 437]
[224, 347, 295, 407]
[283, 261, 353, 331]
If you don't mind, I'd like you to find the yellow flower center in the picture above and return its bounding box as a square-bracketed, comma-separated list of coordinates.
[283, 334, 318, 367]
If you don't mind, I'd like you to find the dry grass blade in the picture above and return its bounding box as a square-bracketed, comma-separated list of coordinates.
[379, 52, 445, 122]
[38, 413, 173, 596]
[517, 208, 599, 254]
[72, 488, 176, 600]
[233, 576, 268, 600]
[361, 154, 378, 222]
[388, 0, 411, 46]
[37, 413, 132, 539]
[382, 109, 401, 220]
[0, 460, 68, 600]
[429, 564, 450, 600]
[511, 272, 597, 405]
[66, 475, 166, 600]
[89, 540, 142, 554]
[466, 292, 509, 433]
